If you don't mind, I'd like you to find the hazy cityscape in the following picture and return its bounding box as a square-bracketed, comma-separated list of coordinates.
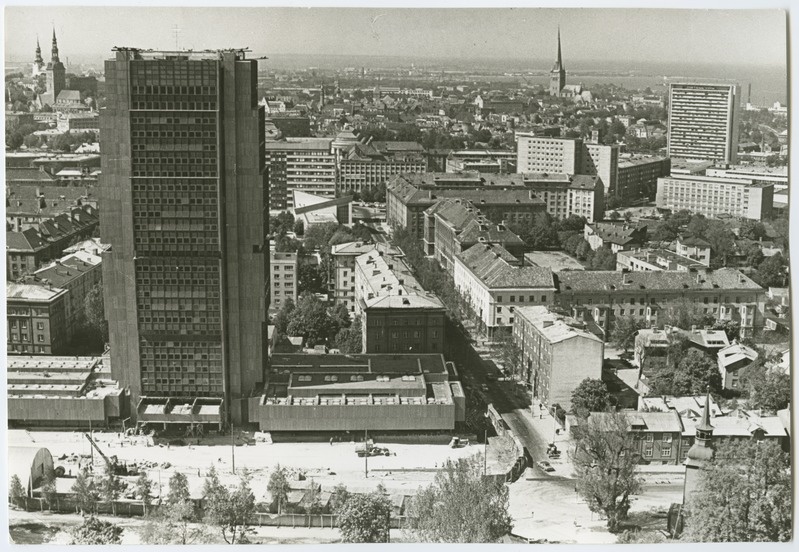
[4, 6, 791, 546]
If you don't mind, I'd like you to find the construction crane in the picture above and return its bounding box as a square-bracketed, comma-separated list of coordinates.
[83, 433, 131, 476]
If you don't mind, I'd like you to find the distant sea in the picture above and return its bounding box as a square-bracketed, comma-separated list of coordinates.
[264, 54, 788, 105]
[5, 53, 787, 105]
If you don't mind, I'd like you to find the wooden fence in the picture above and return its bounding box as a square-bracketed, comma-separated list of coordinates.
[10, 497, 411, 530]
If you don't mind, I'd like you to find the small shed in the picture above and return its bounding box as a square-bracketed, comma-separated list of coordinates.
[8, 446, 55, 497]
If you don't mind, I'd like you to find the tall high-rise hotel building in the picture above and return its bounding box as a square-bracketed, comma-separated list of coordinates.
[667, 83, 740, 164]
[101, 48, 268, 424]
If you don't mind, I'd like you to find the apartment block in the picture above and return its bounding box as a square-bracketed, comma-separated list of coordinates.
[330, 241, 382, 314]
[386, 172, 545, 240]
[524, 173, 605, 222]
[554, 269, 765, 338]
[354, 247, 445, 354]
[656, 174, 773, 220]
[101, 48, 268, 425]
[264, 138, 336, 210]
[454, 243, 556, 337]
[667, 82, 740, 164]
[513, 305, 604, 411]
[616, 156, 671, 205]
[7, 283, 69, 355]
[516, 133, 619, 198]
[424, 198, 525, 272]
[269, 251, 298, 313]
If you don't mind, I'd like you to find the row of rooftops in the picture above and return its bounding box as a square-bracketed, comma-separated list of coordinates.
[269, 353, 449, 375]
[388, 172, 601, 205]
[6, 204, 99, 254]
[427, 198, 525, 247]
[617, 248, 708, 271]
[456, 241, 762, 293]
[7, 355, 120, 400]
[579, 406, 787, 439]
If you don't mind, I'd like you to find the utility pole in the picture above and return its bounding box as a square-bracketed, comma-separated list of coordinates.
[364, 428, 368, 478]
[88, 419, 94, 467]
[231, 423, 236, 474]
[484, 429, 488, 476]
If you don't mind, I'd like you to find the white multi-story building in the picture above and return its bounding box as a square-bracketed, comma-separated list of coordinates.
[265, 139, 336, 210]
[269, 251, 298, 312]
[330, 241, 380, 314]
[667, 83, 740, 164]
[453, 243, 556, 337]
[656, 174, 773, 220]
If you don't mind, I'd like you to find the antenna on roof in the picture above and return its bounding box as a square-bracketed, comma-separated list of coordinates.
[172, 24, 181, 50]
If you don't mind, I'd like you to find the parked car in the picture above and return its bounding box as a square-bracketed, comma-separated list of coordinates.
[537, 460, 555, 472]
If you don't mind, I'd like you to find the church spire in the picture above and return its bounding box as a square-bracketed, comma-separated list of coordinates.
[35, 36, 43, 64]
[51, 27, 60, 63]
[696, 387, 714, 435]
[556, 26, 563, 70]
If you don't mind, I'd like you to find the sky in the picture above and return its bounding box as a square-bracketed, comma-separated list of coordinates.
[4, 7, 788, 69]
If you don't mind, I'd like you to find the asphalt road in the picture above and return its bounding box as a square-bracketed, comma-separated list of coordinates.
[446, 323, 554, 473]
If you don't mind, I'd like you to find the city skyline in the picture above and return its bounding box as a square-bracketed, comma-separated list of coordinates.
[5, 7, 788, 68]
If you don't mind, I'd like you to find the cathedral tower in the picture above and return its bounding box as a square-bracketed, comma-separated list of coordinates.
[549, 27, 566, 97]
[32, 37, 45, 76]
[43, 28, 66, 107]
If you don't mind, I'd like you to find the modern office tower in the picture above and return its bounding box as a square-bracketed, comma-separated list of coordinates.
[516, 134, 619, 198]
[667, 82, 740, 164]
[101, 48, 268, 425]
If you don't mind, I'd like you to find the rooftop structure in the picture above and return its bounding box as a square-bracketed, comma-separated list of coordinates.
[248, 354, 465, 431]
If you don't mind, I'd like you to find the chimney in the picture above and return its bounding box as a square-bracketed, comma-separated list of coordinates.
[691, 325, 697, 332]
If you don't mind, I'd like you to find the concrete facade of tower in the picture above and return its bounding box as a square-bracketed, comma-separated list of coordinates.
[667, 82, 741, 164]
[100, 48, 269, 426]
[549, 27, 566, 96]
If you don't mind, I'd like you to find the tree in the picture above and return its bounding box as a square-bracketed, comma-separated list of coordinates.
[588, 246, 616, 270]
[493, 331, 523, 380]
[337, 490, 392, 543]
[9, 475, 25, 506]
[293, 218, 305, 236]
[672, 349, 722, 395]
[99, 461, 122, 516]
[571, 378, 613, 416]
[683, 440, 791, 542]
[609, 316, 646, 352]
[83, 283, 108, 344]
[166, 472, 191, 506]
[738, 220, 767, 241]
[712, 320, 740, 342]
[272, 298, 295, 336]
[741, 361, 791, 413]
[203, 469, 256, 544]
[571, 412, 641, 532]
[6, 130, 24, 149]
[304, 479, 324, 515]
[617, 530, 667, 544]
[71, 468, 99, 515]
[334, 316, 363, 353]
[704, 220, 735, 267]
[136, 472, 153, 514]
[743, 243, 765, 269]
[286, 293, 343, 346]
[406, 455, 513, 543]
[41, 471, 57, 510]
[298, 263, 327, 295]
[754, 253, 788, 287]
[69, 516, 123, 545]
[270, 211, 295, 236]
[303, 222, 340, 252]
[330, 483, 350, 513]
[267, 464, 290, 514]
